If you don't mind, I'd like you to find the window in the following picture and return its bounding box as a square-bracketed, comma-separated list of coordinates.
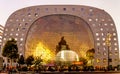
[89, 8, 93, 12]
[103, 47, 106, 51]
[19, 48, 22, 51]
[20, 43, 23, 46]
[20, 38, 23, 41]
[115, 48, 117, 50]
[16, 28, 20, 31]
[9, 38, 12, 40]
[98, 52, 101, 55]
[63, 8, 66, 11]
[108, 19, 111, 21]
[95, 18, 98, 21]
[25, 23, 28, 26]
[19, 23, 22, 26]
[22, 18, 25, 21]
[11, 29, 14, 31]
[45, 8, 48, 11]
[115, 52, 118, 55]
[96, 33, 99, 36]
[20, 53, 23, 56]
[114, 59, 118, 62]
[114, 43, 117, 46]
[4, 33, 7, 36]
[103, 43, 106, 46]
[3, 38, 6, 41]
[16, 33, 19, 36]
[72, 8, 75, 11]
[114, 38, 117, 41]
[97, 59, 100, 63]
[35, 13, 38, 17]
[89, 13, 93, 16]
[99, 24, 101, 26]
[113, 33, 116, 36]
[103, 52, 106, 55]
[101, 33, 104, 36]
[111, 23, 114, 26]
[22, 34, 24, 36]
[92, 24, 95, 27]
[100, 28, 103, 31]
[10, 33, 13, 36]
[97, 38, 100, 41]
[5, 29, 8, 31]
[112, 28, 115, 31]
[36, 8, 40, 11]
[0, 36, 2, 39]
[102, 19, 105, 21]
[9, 19, 13, 22]
[22, 28, 26, 30]
[16, 19, 19, 22]
[102, 38, 105, 41]
[97, 43, 100, 46]
[29, 18, 32, 21]
[109, 52, 112, 55]
[81, 8, 84, 11]
[28, 13, 31, 16]
[104, 23, 107, 26]
[89, 18, 92, 21]
[15, 38, 17, 41]
[54, 8, 57, 11]
[103, 58, 107, 63]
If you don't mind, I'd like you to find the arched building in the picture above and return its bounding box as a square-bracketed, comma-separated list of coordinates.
[0, 25, 4, 51]
[1, 5, 119, 67]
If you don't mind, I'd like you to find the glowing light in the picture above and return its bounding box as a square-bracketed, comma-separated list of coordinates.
[61, 50, 64, 59]
[56, 50, 79, 62]
[78, 43, 90, 58]
[33, 42, 55, 63]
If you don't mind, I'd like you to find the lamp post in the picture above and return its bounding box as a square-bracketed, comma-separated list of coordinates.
[105, 32, 112, 70]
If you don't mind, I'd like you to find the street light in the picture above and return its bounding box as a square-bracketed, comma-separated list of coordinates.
[105, 32, 112, 70]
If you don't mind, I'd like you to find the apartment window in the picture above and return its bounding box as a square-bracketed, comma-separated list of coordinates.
[97, 59, 100, 63]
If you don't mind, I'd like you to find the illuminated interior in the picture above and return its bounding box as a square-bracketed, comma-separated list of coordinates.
[33, 42, 55, 63]
[56, 50, 79, 62]
[25, 14, 94, 63]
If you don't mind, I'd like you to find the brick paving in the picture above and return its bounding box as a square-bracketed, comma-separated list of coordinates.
[1, 71, 120, 74]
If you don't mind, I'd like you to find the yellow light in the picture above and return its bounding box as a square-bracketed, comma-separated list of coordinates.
[78, 43, 90, 58]
[33, 42, 55, 63]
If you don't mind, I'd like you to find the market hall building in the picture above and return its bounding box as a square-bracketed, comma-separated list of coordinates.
[1, 5, 119, 67]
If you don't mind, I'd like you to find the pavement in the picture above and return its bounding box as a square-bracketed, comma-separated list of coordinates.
[1, 71, 120, 74]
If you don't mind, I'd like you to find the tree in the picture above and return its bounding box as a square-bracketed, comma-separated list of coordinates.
[79, 57, 88, 66]
[33, 57, 42, 66]
[25, 55, 34, 66]
[33, 57, 43, 71]
[2, 38, 19, 66]
[86, 48, 95, 66]
[18, 55, 25, 65]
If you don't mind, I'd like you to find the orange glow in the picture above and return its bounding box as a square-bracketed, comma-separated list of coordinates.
[72, 61, 83, 65]
[33, 42, 55, 63]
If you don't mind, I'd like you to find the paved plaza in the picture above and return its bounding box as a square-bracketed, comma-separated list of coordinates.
[1, 71, 120, 74]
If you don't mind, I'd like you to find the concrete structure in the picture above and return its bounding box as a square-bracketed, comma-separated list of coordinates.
[1, 5, 119, 67]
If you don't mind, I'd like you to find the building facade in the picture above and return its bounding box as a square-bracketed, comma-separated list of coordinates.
[1, 5, 119, 67]
[0, 25, 4, 54]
